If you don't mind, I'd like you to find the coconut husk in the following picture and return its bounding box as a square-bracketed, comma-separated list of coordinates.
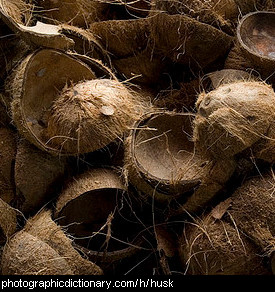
[224, 169, 275, 260]
[45, 78, 150, 155]
[149, 13, 233, 69]
[0, 0, 74, 50]
[35, 0, 109, 28]
[10, 49, 116, 155]
[0, 94, 11, 127]
[124, 110, 210, 216]
[14, 139, 67, 215]
[179, 214, 270, 275]
[237, 11, 275, 84]
[193, 81, 275, 160]
[54, 168, 146, 266]
[0, 127, 17, 204]
[23, 209, 103, 275]
[0, 198, 18, 245]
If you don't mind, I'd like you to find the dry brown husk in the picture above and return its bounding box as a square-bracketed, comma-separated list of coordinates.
[149, 13, 233, 69]
[193, 81, 275, 161]
[224, 168, 275, 261]
[124, 110, 236, 216]
[237, 11, 275, 84]
[54, 168, 146, 268]
[46, 78, 150, 155]
[0, 127, 17, 204]
[150, 0, 259, 34]
[1, 209, 103, 275]
[10, 49, 118, 155]
[179, 214, 270, 275]
[35, 0, 109, 28]
[0, 198, 18, 245]
[14, 139, 67, 215]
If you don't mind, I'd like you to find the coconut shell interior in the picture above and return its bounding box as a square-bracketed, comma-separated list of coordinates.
[132, 112, 204, 191]
[15, 49, 97, 153]
[238, 11, 275, 60]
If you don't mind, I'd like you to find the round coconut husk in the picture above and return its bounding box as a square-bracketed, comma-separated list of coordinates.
[0, 127, 17, 204]
[54, 168, 146, 268]
[224, 169, 275, 260]
[45, 78, 149, 155]
[0, 0, 74, 50]
[149, 13, 233, 69]
[0, 198, 18, 245]
[179, 214, 270, 275]
[35, 0, 109, 28]
[193, 81, 275, 160]
[10, 48, 119, 155]
[124, 110, 211, 216]
[237, 11, 275, 84]
[1, 231, 74, 275]
[23, 209, 103, 275]
[14, 139, 67, 215]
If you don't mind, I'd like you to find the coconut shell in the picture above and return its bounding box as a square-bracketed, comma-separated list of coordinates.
[35, 0, 109, 28]
[14, 139, 67, 214]
[237, 11, 275, 84]
[179, 214, 269, 275]
[10, 49, 116, 155]
[193, 81, 275, 160]
[124, 111, 210, 215]
[0, 127, 17, 204]
[24, 210, 103, 275]
[224, 169, 275, 258]
[0, 198, 18, 245]
[1, 231, 74, 275]
[149, 13, 233, 69]
[46, 78, 148, 155]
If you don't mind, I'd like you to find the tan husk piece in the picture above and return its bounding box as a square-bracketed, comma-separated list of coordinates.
[0, 127, 17, 204]
[1, 209, 103, 275]
[193, 81, 275, 161]
[224, 169, 275, 260]
[46, 78, 150, 155]
[14, 139, 67, 214]
[179, 214, 270, 275]
[10, 49, 112, 155]
[35, 0, 109, 28]
[237, 11, 275, 84]
[0, 198, 18, 245]
[149, 13, 233, 69]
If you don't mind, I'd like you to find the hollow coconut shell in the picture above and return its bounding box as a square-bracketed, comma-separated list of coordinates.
[224, 169, 275, 263]
[14, 138, 67, 215]
[237, 11, 275, 84]
[54, 167, 146, 267]
[1, 209, 103, 275]
[124, 110, 235, 217]
[0, 127, 17, 204]
[10, 48, 120, 156]
[149, 13, 233, 69]
[193, 81, 275, 160]
[179, 214, 270, 275]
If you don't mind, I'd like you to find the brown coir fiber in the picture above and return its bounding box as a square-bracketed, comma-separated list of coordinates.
[179, 214, 270, 275]
[10, 49, 112, 155]
[193, 81, 275, 160]
[0, 127, 17, 204]
[149, 13, 233, 69]
[46, 78, 149, 155]
[1, 210, 103, 275]
[224, 169, 275, 261]
[14, 139, 67, 215]
[35, 0, 108, 28]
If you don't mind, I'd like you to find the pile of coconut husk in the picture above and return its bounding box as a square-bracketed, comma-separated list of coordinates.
[0, 0, 274, 276]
